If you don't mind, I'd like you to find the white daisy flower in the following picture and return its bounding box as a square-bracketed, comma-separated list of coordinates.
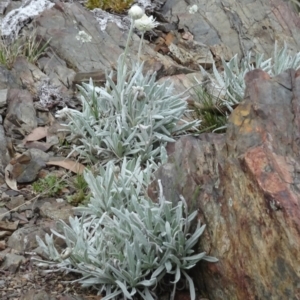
[134, 14, 159, 32]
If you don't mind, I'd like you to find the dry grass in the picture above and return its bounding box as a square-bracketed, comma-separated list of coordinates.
[0, 31, 50, 69]
[85, 0, 134, 13]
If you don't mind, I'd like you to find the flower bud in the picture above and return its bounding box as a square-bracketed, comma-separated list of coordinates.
[128, 5, 144, 20]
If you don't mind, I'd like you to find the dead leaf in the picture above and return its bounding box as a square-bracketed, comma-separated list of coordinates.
[24, 141, 54, 151]
[23, 126, 49, 143]
[47, 159, 85, 174]
[5, 164, 18, 191]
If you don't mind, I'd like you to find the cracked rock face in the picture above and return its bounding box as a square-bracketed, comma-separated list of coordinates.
[150, 69, 300, 299]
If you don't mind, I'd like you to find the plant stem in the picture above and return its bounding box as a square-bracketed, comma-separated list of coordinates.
[137, 32, 144, 62]
[121, 18, 134, 73]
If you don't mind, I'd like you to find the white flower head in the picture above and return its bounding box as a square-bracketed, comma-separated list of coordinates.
[55, 107, 70, 119]
[134, 14, 159, 32]
[132, 86, 146, 101]
[128, 5, 144, 20]
[76, 31, 92, 43]
[188, 4, 198, 14]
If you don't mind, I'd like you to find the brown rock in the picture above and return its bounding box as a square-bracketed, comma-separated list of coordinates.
[0, 220, 18, 231]
[4, 88, 37, 138]
[150, 69, 300, 299]
[11, 57, 48, 97]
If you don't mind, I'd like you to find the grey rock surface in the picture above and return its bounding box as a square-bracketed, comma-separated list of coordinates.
[34, 1, 124, 72]
[161, 0, 300, 58]
[4, 88, 37, 138]
[7, 224, 49, 252]
[1, 253, 25, 273]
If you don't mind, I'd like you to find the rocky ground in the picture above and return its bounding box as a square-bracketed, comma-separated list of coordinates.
[0, 0, 209, 298]
[0, 0, 299, 299]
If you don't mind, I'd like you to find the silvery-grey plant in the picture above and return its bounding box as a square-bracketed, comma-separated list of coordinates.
[34, 159, 217, 300]
[65, 63, 197, 165]
[37, 5, 214, 300]
[205, 42, 300, 111]
[58, 5, 198, 166]
[74, 156, 157, 217]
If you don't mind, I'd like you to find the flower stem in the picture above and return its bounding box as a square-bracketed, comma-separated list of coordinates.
[137, 32, 144, 62]
[121, 19, 134, 73]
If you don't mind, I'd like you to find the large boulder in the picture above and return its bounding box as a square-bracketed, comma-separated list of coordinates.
[149, 68, 300, 299]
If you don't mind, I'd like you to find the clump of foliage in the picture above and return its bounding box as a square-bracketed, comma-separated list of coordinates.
[86, 0, 134, 13]
[205, 42, 300, 112]
[35, 159, 217, 300]
[66, 173, 91, 206]
[33, 174, 66, 197]
[60, 5, 198, 165]
[36, 7, 216, 300]
[288, 0, 300, 12]
[0, 31, 50, 69]
[192, 87, 227, 133]
[64, 61, 198, 165]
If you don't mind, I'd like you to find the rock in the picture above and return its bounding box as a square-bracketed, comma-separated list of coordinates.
[1, 0, 54, 40]
[11, 57, 48, 97]
[37, 54, 76, 90]
[34, 1, 124, 72]
[1, 253, 26, 273]
[4, 88, 37, 138]
[2, 189, 19, 198]
[7, 150, 46, 183]
[21, 290, 86, 300]
[33, 1, 198, 80]
[161, 0, 300, 59]
[20, 289, 55, 300]
[0, 89, 7, 107]
[0, 240, 6, 250]
[0, 124, 10, 173]
[5, 194, 25, 211]
[57, 295, 85, 300]
[0, 1, 10, 16]
[0, 220, 19, 231]
[0, 207, 10, 221]
[37, 77, 72, 109]
[39, 199, 74, 221]
[0, 66, 20, 89]
[149, 69, 300, 299]
[7, 224, 48, 252]
[157, 72, 204, 99]
[156, 30, 214, 69]
[0, 231, 10, 238]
